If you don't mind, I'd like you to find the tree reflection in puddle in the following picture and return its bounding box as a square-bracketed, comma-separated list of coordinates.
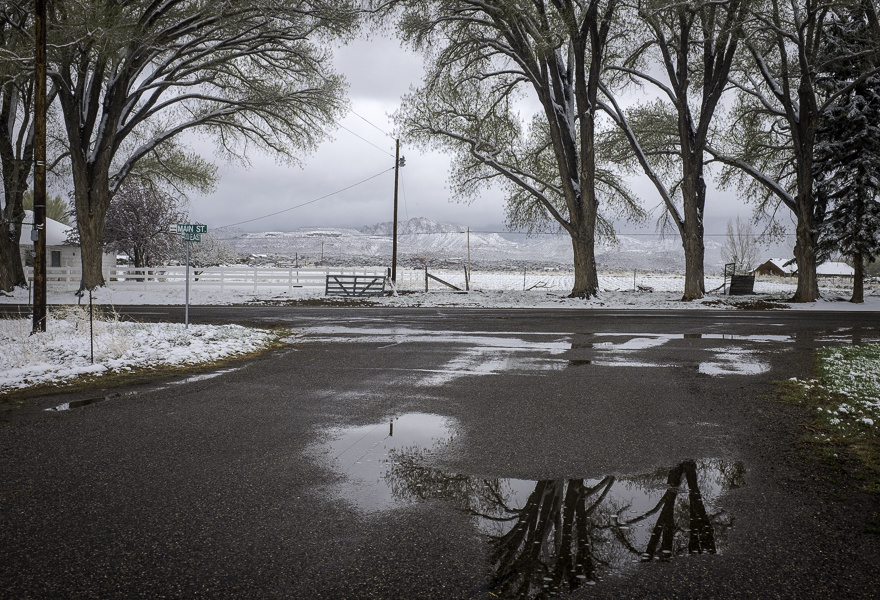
[315, 414, 744, 598]
[386, 455, 743, 599]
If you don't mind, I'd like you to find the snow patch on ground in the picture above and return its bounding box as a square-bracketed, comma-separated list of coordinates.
[0, 310, 277, 394]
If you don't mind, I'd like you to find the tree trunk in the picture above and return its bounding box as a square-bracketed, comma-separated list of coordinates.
[790, 202, 820, 302]
[0, 218, 27, 292]
[680, 157, 706, 301]
[0, 136, 31, 292]
[74, 185, 110, 290]
[681, 224, 705, 301]
[850, 253, 864, 303]
[569, 188, 600, 299]
[570, 232, 599, 298]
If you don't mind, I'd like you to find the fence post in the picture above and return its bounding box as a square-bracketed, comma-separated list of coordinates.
[253, 266, 258, 294]
[425, 266, 428, 292]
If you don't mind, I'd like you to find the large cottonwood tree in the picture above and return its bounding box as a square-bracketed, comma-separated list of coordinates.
[49, 0, 357, 289]
[392, 0, 640, 298]
[603, 0, 749, 300]
[710, 0, 880, 302]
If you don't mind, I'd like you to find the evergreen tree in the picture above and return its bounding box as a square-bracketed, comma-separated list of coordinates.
[814, 1, 880, 303]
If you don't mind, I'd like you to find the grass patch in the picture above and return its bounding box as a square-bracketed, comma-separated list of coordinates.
[780, 344, 880, 494]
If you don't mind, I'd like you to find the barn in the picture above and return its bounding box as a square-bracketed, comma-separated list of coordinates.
[754, 258, 796, 277]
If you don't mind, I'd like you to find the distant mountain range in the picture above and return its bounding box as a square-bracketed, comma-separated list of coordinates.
[220, 217, 728, 272]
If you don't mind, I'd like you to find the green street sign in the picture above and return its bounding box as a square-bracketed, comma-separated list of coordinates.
[176, 223, 207, 235]
[183, 232, 201, 242]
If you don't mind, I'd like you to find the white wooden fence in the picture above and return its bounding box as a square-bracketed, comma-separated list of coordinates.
[26, 266, 388, 293]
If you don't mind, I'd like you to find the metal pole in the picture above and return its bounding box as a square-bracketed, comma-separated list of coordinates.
[89, 290, 94, 365]
[32, 0, 47, 333]
[392, 138, 400, 284]
[185, 238, 190, 328]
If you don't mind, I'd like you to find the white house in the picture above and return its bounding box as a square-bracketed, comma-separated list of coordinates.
[19, 211, 116, 275]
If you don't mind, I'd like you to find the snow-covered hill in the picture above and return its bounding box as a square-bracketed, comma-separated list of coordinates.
[221, 217, 727, 272]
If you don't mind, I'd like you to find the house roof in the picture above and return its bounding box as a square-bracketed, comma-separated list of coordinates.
[18, 210, 73, 246]
[760, 258, 797, 274]
[817, 261, 855, 276]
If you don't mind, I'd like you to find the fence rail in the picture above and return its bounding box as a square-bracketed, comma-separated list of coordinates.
[26, 266, 386, 293]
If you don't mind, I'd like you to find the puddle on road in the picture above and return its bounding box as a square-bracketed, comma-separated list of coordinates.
[313, 413, 457, 512]
[168, 367, 242, 385]
[46, 396, 111, 411]
[593, 333, 794, 350]
[569, 333, 782, 376]
[417, 350, 566, 386]
[699, 349, 770, 376]
[296, 326, 792, 380]
[314, 414, 744, 598]
[45, 367, 241, 411]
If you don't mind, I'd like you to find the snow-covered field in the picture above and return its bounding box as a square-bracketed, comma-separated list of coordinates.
[1, 268, 875, 310]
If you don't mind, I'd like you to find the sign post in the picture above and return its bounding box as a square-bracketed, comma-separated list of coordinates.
[175, 224, 207, 328]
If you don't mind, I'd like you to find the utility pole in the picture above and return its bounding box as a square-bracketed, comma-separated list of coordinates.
[392, 139, 401, 284]
[466, 227, 470, 291]
[32, 0, 47, 333]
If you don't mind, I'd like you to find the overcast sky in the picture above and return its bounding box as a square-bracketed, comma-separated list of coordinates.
[187, 34, 783, 240]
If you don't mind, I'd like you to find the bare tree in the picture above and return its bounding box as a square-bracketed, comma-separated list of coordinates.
[184, 231, 239, 268]
[48, 0, 358, 289]
[102, 183, 186, 269]
[391, 0, 642, 299]
[721, 216, 759, 272]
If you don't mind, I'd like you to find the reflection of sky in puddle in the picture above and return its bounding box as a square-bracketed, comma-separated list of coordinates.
[315, 413, 743, 598]
[699, 349, 770, 376]
[586, 333, 778, 376]
[313, 413, 456, 512]
[418, 350, 566, 386]
[168, 367, 242, 385]
[595, 332, 791, 345]
[296, 326, 792, 379]
[295, 326, 571, 385]
[46, 397, 107, 412]
[295, 326, 571, 351]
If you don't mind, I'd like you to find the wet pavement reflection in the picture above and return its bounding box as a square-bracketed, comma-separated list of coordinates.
[315, 414, 744, 598]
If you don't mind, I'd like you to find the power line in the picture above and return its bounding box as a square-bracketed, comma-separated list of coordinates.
[337, 123, 395, 157]
[350, 109, 392, 138]
[214, 167, 394, 230]
[356, 230, 797, 237]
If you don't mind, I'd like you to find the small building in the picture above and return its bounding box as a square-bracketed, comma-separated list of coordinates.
[754, 258, 796, 277]
[19, 211, 116, 276]
[754, 257, 855, 278]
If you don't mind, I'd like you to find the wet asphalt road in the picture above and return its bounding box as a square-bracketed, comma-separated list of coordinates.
[2, 307, 880, 599]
